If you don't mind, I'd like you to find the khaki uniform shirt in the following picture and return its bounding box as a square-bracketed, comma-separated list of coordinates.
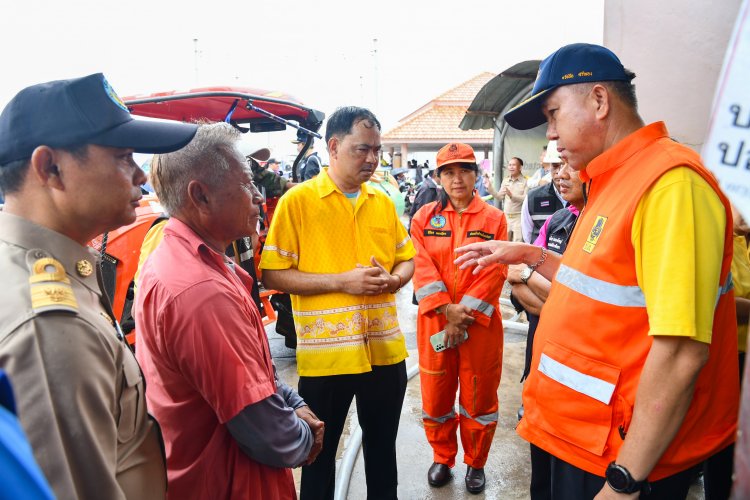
[500, 175, 528, 215]
[0, 212, 166, 500]
[254, 168, 288, 198]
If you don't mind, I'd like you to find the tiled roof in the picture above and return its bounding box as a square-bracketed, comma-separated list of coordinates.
[383, 106, 493, 141]
[435, 71, 497, 102]
[383, 72, 496, 143]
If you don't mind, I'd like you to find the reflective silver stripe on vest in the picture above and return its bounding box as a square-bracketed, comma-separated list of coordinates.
[422, 409, 456, 423]
[716, 272, 734, 307]
[556, 264, 646, 308]
[538, 353, 616, 405]
[531, 214, 551, 221]
[459, 405, 499, 426]
[416, 281, 448, 302]
[460, 295, 494, 318]
[239, 249, 253, 262]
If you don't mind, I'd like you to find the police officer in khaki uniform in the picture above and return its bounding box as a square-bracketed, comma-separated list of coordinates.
[248, 148, 296, 199]
[0, 74, 197, 499]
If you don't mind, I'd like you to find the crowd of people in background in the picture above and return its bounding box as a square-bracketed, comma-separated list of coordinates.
[0, 41, 748, 500]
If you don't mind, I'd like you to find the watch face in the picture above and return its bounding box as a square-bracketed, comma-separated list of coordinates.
[607, 468, 628, 490]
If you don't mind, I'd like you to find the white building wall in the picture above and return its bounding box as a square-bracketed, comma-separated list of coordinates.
[604, 0, 741, 150]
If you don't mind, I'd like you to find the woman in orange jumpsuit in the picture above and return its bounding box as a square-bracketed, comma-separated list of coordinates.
[410, 143, 507, 494]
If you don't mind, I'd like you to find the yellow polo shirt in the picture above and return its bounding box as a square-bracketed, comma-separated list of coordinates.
[632, 167, 726, 344]
[732, 234, 750, 352]
[260, 168, 416, 376]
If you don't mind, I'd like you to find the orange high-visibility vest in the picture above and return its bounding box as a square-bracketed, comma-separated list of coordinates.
[518, 122, 738, 480]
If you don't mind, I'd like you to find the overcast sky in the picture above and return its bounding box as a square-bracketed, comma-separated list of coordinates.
[1, 0, 604, 161]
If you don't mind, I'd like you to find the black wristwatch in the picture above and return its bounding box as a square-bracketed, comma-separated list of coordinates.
[605, 462, 650, 495]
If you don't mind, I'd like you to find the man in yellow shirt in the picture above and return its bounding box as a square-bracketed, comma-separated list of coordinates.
[261, 106, 416, 499]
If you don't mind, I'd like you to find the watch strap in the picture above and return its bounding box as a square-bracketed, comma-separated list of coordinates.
[521, 266, 534, 284]
[606, 462, 650, 495]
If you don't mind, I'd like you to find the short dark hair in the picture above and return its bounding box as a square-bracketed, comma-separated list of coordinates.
[576, 68, 638, 111]
[325, 106, 381, 143]
[0, 144, 88, 195]
[0, 158, 30, 195]
[510, 156, 524, 166]
[605, 68, 638, 110]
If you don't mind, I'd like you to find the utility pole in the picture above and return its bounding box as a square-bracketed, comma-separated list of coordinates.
[193, 38, 199, 86]
[371, 38, 380, 112]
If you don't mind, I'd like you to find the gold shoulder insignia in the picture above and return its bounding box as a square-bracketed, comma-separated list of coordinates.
[29, 258, 79, 314]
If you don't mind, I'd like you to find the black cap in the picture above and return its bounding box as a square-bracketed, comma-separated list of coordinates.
[0, 73, 198, 164]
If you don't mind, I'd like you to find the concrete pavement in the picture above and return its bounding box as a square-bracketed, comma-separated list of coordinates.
[268, 280, 704, 499]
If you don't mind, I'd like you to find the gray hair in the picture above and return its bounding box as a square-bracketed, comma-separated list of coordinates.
[151, 122, 242, 215]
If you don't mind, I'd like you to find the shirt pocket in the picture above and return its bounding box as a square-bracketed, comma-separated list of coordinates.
[366, 225, 393, 263]
[368, 225, 389, 237]
[527, 340, 621, 457]
[117, 350, 143, 444]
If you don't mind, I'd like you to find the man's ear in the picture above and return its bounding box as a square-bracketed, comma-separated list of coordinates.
[28, 146, 64, 189]
[590, 83, 611, 121]
[327, 136, 339, 160]
[186, 179, 212, 213]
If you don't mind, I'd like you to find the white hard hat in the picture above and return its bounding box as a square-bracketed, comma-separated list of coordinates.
[543, 140, 562, 163]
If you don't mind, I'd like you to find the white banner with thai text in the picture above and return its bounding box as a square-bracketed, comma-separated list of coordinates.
[703, 0, 750, 220]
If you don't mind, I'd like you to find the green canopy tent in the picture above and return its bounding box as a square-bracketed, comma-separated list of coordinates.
[459, 60, 549, 188]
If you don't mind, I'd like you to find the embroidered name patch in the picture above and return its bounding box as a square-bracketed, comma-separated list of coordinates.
[467, 230, 494, 241]
[424, 229, 451, 237]
[583, 215, 608, 254]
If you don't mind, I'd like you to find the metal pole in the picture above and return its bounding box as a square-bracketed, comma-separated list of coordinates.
[193, 38, 199, 86]
[372, 38, 379, 112]
[334, 363, 420, 500]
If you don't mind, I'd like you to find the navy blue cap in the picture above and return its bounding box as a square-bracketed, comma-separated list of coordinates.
[504, 43, 632, 130]
[0, 73, 198, 165]
[291, 128, 310, 144]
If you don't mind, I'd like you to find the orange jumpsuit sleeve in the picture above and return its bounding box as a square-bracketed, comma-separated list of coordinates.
[458, 209, 508, 328]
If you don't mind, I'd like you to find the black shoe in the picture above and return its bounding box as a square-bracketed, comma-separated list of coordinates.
[427, 462, 452, 487]
[517, 403, 524, 421]
[465, 466, 486, 494]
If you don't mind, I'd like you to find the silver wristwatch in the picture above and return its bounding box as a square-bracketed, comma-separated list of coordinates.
[520, 266, 534, 284]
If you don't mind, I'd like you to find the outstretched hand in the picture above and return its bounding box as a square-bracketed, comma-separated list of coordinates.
[454, 241, 530, 274]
